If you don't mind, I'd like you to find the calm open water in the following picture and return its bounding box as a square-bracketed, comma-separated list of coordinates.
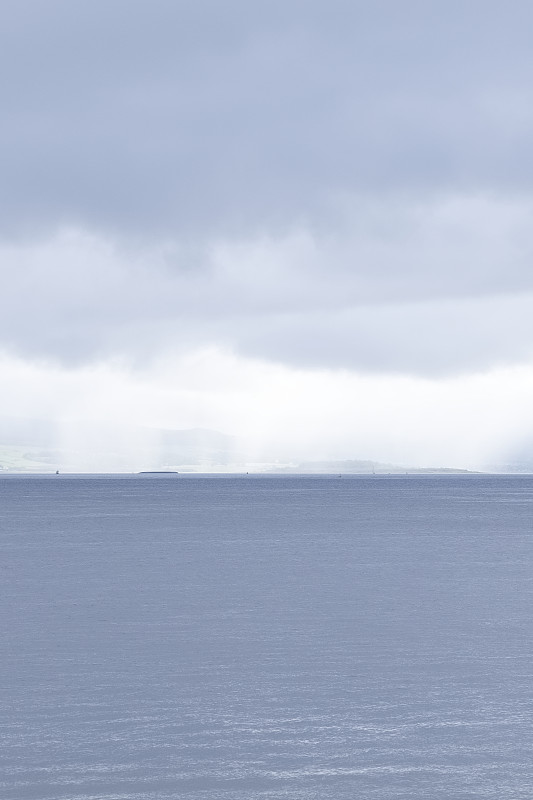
[2, 474, 533, 799]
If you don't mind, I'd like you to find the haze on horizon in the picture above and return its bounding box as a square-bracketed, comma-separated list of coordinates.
[2, 0, 533, 470]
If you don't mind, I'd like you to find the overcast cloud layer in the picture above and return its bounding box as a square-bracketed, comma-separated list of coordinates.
[2, 0, 533, 375]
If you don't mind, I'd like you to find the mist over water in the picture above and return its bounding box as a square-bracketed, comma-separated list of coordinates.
[2, 474, 533, 798]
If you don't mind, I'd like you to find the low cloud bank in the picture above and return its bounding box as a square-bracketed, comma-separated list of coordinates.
[2, 193, 533, 375]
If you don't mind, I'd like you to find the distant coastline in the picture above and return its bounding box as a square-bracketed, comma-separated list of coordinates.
[1, 420, 530, 474]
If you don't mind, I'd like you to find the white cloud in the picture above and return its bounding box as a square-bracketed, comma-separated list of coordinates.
[1, 348, 532, 470]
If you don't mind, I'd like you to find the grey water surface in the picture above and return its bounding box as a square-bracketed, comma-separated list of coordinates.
[1, 474, 533, 799]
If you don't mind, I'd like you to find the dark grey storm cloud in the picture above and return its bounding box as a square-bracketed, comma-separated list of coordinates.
[2, 0, 533, 238]
[2, 1, 533, 374]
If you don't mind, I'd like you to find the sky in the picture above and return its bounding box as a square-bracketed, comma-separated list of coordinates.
[2, 0, 533, 469]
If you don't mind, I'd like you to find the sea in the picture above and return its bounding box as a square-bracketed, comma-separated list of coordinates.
[1, 473, 533, 799]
